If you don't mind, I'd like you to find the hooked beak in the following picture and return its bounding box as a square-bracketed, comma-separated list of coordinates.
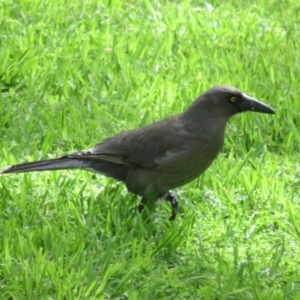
[240, 94, 275, 114]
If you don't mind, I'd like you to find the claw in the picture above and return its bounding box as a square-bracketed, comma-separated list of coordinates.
[165, 191, 178, 220]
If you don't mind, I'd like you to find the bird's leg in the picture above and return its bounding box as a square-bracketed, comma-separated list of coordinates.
[138, 197, 147, 213]
[138, 196, 156, 222]
[165, 191, 178, 221]
[138, 193, 157, 212]
[138, 192, 178, 220]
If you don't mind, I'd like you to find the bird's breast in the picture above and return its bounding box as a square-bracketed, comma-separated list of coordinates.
[156, 134, 224, 190]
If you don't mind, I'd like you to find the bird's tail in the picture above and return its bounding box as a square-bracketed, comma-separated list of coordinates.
[0, 156, 129, 182]
[0, 157, 84, 175]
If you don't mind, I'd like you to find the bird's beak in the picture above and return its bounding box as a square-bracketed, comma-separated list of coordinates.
[240, 93, 275, 114]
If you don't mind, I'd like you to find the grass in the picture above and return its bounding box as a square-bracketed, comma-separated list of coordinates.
[1, 0, 300, 298]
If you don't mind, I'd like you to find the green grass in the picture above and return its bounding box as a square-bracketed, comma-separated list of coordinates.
[1, 0, 300, 299]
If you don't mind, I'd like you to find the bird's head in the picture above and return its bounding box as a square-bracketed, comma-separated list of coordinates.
[199, 86, 275, 118]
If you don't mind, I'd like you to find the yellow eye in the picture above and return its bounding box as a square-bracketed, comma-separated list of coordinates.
[230, 96, 237, 102]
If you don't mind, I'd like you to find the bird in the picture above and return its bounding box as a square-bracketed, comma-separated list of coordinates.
[0, 86, 275, 220]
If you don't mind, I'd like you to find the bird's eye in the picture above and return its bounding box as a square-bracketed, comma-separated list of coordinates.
[230, 96, 237, 103]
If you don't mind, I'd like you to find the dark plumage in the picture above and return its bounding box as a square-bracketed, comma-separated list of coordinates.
[0, 86, 275, 220]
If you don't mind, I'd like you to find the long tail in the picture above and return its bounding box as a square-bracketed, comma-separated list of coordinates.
[0, 157, 84, 174]
[0, 156, 129, 182]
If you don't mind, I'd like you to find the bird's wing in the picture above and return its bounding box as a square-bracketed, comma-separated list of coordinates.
[68, 116, 191, 169]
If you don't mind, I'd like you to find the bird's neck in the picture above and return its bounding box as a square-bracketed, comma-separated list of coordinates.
[181, 103, 229, 137]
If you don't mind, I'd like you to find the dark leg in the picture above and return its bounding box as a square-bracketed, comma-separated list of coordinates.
[138, 197, 147, 213]
[165, 191, 178, 221]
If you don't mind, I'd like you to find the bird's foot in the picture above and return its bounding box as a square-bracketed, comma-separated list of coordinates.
[138, 197, 147, 213]
[165, 191, 178, 221]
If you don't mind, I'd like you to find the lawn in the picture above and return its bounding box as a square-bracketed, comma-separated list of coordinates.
[1, 0, 300, 299]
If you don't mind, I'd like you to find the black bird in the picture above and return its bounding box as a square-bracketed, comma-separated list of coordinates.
[0, 86, 275, 220]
